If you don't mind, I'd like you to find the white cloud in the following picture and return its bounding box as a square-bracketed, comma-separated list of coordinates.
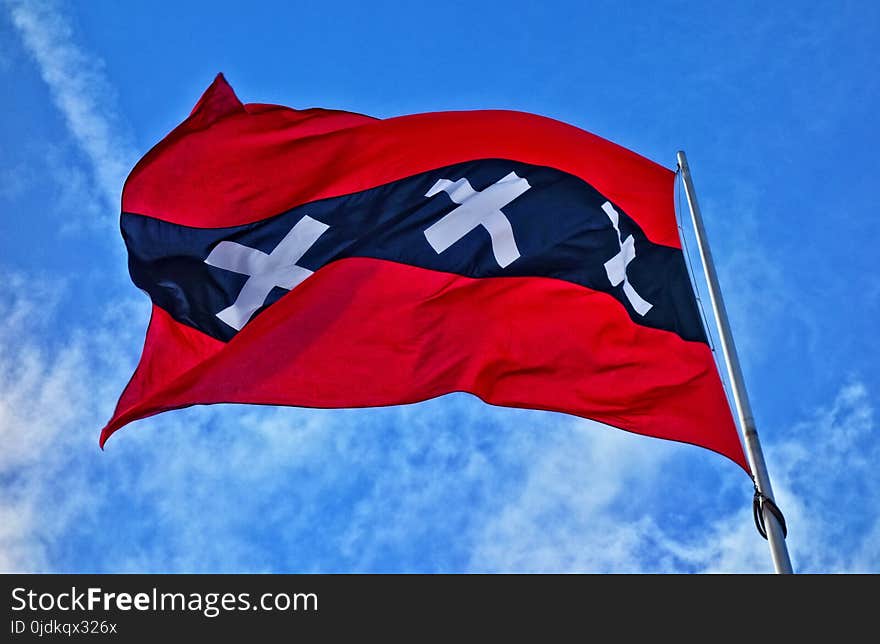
[467, 420, 667, 572]
[0, 266, 876, 573]
[467, 376, 878, 574]
[0, 271, 143, 571]
[767, 380, 878, 572]
[4, 0, 136, 221]
[0, 271, 660, 573]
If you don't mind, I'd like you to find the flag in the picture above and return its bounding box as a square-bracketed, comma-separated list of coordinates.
[101, 74, 747, 470]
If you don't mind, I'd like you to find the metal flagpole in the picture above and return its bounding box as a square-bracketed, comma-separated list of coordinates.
[676, 151, 793, 574]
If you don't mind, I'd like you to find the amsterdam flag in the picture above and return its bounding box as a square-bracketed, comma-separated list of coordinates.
[101, 74, 747, 470]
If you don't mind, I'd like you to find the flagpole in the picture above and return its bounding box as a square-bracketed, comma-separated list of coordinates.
[676, 151, 793, 574]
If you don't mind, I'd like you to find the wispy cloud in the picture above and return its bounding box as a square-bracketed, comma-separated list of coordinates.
[0, 270, 144, 571]
[0, 266, 876, 573]
[467, 422, 676, 573]
[0, 271, 660, 573]
[4, 0, 136, 221]
[768, 380, 878, 572]
[468, 376, 877, 573]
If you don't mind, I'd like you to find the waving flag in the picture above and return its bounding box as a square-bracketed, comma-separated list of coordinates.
[101, 74, 746, 470]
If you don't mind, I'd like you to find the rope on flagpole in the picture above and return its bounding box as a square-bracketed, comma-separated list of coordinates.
[753, 483, 788, 539]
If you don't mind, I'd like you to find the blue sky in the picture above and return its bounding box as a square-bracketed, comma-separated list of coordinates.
[1, 0, 877, 572]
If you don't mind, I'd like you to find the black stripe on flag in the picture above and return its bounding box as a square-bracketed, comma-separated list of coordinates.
[122, 159, 706, 344]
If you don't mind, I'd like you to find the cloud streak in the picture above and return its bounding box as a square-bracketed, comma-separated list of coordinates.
[5, 0, 136, 220]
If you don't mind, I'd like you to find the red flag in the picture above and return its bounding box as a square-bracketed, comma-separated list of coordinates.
[102, 74, 747, 471]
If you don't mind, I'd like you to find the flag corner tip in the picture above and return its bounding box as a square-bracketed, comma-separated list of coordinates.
[188, 72, 244, 120]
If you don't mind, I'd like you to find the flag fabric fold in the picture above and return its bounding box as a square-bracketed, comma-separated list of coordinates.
[102, 74, 747, 471]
